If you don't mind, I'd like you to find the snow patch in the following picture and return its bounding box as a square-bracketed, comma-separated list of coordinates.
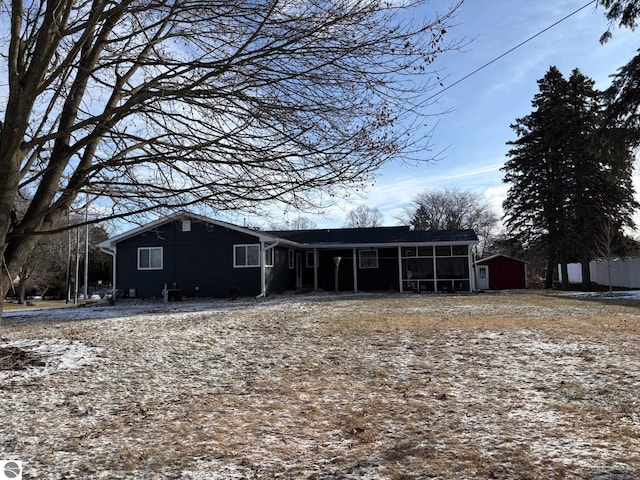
[0, 339, 104, 384]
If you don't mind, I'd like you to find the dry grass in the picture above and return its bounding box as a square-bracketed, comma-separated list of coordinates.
[0, 291, 639, 479]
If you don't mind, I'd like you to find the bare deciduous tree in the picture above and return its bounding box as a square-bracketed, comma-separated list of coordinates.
[271, 216, 318, 231]
[402, 188, 498, 256]
[344, 205, 383, 228]
[0, 0, 462, 311]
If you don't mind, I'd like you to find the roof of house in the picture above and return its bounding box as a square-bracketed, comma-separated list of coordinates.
[99, 210, 479, 249]
[268, 226, 478, 246]
[98, 210, 282, 249]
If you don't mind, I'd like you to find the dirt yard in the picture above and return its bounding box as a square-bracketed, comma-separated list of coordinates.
[1, 291, 639, 479]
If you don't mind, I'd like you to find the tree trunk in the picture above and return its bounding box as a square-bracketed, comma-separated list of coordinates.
[2, 236, 43, 304]
[544, 258, 555, 289]
[544, 257, 555, 289]
[18, 278, 26, 304]
[580, 259, 592, 291]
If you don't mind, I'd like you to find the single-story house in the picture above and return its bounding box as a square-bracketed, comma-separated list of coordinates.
[98, 211, 479, 298]
[475, 254, 528, 290]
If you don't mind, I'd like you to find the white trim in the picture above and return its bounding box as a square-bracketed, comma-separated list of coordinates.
[352, 248, 358, 293]
[300, 240, 477, 250]
[469, 253, 478, 291]
[137, 247, 163, 270]
[398, 246, 403, 293]
[98, 210, 293, 249]
[476, 253, 529, 264]
[305, 251, 315, 268]
[264, 248, 274, 267]
[99, 246, 117, 299]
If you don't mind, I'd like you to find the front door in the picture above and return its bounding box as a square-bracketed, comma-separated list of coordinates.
[477, 265, 489, 290]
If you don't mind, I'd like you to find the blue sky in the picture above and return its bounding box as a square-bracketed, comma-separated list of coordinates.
[262, 0, 639, 230]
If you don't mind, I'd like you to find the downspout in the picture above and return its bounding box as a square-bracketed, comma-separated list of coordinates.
[469, 247, 476, 292]
[99, 245, 117, 301]
[257, 240, 279, 298]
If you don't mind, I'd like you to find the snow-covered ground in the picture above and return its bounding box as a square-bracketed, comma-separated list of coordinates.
[1, 292, 639, 479]
[562, 290, 640, 300]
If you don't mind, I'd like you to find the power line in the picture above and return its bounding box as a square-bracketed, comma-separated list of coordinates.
[425, 0, 598, 103]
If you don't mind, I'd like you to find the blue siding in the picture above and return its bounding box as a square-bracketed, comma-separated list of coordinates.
[317, 249, 354, 291]
[266, 247, 296, 294]
[105, 213, 478, 297]
[116, 219, 262, 298]
[357, 247, 399, 291]
[315, 248, 399, 292]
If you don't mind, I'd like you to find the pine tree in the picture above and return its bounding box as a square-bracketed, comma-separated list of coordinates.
[503, 67, 573, 288]
[502, 66, 637, 290]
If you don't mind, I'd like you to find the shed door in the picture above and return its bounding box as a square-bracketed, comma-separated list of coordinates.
[477, 265, 489, 290]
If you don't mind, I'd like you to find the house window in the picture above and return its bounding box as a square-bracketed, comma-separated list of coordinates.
[265, 248, 274, 267]
[306, 251, 315, 268]
[138, 247, 163, 270]
[403, 257, 434, 279]
[452, 245, 468, 255]
[359, 249, 378, 269]
[436, 257, 468, 279]
[234, 244, 260, 267]
[181, 220, 191, 232]
[288, 249, 295, 269]
[402, 247, 416, 257]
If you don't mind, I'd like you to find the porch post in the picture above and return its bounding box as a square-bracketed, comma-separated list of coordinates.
[468, 246, 475, 292]
[260, 241, 266, 297]
[352, 248, 358, 292]
[398, 246, 403, 292]
[433, 252, 438, 292]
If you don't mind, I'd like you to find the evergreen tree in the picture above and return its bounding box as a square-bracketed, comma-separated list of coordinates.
[502, 66, 637, 290]
[503, 67, 572, 288]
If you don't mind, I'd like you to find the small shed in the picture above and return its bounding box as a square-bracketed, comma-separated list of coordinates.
[475, 254, 528, 290]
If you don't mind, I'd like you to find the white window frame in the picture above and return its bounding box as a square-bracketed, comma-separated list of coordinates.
[138, 247, 163, 270]
[234, 244, 261, 268]
[181, 220, 191, 232]
[305, 251, 315, 268]
[359, 249, 379, 269]
[265, 248, 274, 267]
[288, 249, 295, 269]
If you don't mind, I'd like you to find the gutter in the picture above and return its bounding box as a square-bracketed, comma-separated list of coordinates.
[257, 240, 280, 299]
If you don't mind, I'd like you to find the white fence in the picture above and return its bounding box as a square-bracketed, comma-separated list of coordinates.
[560, 257, 640, 289]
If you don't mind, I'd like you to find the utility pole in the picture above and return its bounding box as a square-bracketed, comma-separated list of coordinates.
[74, 225, 80, 304]
[66, 211, 72, 304]
[83, 205, 89, 299]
